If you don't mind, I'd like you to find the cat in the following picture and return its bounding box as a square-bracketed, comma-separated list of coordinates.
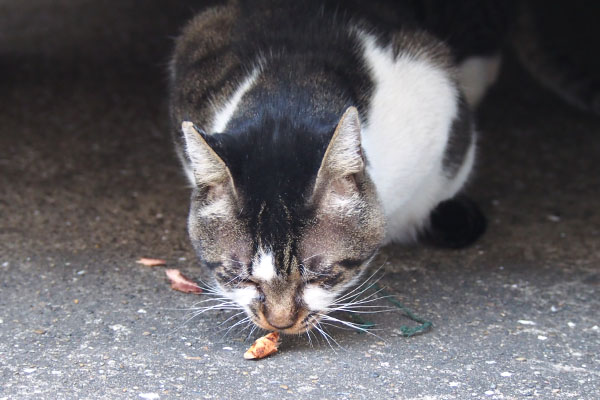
[168, 0, 507, 334]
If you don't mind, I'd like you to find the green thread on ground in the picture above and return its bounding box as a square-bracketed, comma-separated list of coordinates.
[347, 312, 376, 331]
[347, 283, 433, 337]
[373, 283, 433, 337]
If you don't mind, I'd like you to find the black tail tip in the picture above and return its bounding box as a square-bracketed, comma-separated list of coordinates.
[420, 196, 487, 249]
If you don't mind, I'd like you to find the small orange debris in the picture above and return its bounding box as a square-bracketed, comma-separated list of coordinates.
[243, 332, 280, 360]
[165, 269, 202, 294]
[136, 257, 167, 267]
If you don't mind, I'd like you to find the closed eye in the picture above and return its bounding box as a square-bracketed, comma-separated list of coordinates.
[303, 267, 333, 285]
[301, 259, 364, 284]
[336, 258, 364, 269]
[221, 273, 255, 287]
[222, 257, 248, 267]
[306, 271, 345, 288]
[237, 277, 258, 286]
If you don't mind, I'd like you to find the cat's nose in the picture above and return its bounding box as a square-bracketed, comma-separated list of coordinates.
[267, 320, 295, 330]
[265, 312, 296, 330]
[264, 308, 297, 330]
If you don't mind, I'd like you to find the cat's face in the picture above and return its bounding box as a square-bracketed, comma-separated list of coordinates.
[182, 108, 385, 334]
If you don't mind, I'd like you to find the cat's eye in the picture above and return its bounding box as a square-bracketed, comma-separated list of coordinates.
[336, 258, 364, 269]
[238, 277, 258, 287]
[305, 278, 323, 285]
[239, 281, 265, 302]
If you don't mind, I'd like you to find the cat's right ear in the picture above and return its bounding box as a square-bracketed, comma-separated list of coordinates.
[311, 107, 365, 204]
[181, 121, 236, 196]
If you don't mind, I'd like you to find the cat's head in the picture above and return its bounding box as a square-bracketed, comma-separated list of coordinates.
[181, 107, 385, 334]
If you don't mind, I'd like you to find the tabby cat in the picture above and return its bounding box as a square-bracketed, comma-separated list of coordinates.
[168, 0, 506, 333]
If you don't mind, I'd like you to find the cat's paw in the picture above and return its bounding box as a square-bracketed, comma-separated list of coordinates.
[420, 196, 486, 249]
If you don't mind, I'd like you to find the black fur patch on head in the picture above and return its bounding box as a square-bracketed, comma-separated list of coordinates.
[202, 112, 334, 270]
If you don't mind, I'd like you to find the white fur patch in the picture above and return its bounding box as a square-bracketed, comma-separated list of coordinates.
[210, 67, 261, 134]
[230, 286, 258, 309]
[252, 250, 276, 282]
[358, 33, 466, 243]
[303, 285, 337, 311]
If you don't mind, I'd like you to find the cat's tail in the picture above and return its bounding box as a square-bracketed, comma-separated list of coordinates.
[511, 1, 600, 115]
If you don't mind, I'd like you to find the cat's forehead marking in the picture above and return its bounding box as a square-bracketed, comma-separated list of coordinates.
[210, 66, 261, 134]
[252, 249, 276, 282]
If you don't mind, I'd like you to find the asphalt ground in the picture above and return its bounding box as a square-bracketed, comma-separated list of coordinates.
[1, 2, 599, 399]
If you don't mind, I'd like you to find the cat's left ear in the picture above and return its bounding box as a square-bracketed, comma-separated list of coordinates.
[181, 121, 236, 194]
[312, 107, 364, 198]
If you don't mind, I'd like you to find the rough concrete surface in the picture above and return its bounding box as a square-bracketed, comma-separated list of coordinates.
[1, 1, 599, 399]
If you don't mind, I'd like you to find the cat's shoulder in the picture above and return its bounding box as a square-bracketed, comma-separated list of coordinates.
[173, 3, 237, 56]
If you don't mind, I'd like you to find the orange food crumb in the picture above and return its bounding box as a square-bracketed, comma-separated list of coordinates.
[244, 332, 280, 360]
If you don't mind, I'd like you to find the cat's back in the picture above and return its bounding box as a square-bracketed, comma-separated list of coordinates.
[169, 0, 421, 133]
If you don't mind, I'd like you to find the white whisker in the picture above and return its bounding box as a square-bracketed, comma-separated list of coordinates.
[318, 321, 358, 331]
[217, 311, 247, 327]
[319, 313, 385, 340]
[185, 303, 240, 314]
[166, 304, 236, 335]
[311, 322, 333, 351]
[246, 323, 259, 342]
[302, 252, 325, 263]
[333, 293, 391, 308]
[335, 269, 385, 303]
[336, 286, 388, 306]
[327, 307, 393, 314]
[314, 321, 343, 351]
[239, 319, 255, 335]
[305, 328, 313, 347]
[222, 271, 248, 287]
[221, 316, 251, 339]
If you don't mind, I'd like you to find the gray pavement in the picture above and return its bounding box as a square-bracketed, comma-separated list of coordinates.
[1, 2, 599, 399]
